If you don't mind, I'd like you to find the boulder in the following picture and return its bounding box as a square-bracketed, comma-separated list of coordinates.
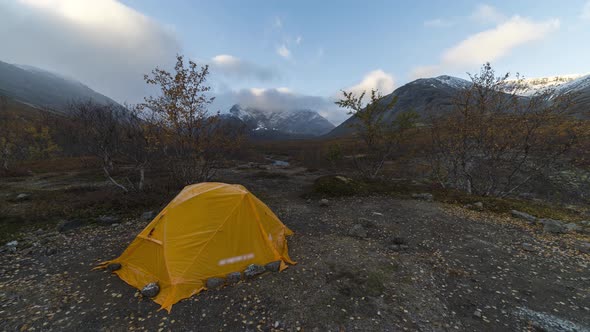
[319, 199, 329, 207]
[226, 272, 242, 285]
[578, 242, 590, 254]
[141, 282, 160, 298]
[141, 211, 157, 221]
[265, 261, 281, 272]
[107, 263, 122, 272]
[539, 219, 566, 234]
[473, 202, 484, 210]
[564, 223, 583, 233]
[521, 243, 535, 252]
[348, 224, 368, 239]
[511, 210, 537, 224]
[411, 193, 433, 201]
[96, 215, 120, 225]
[206, 277, 225, 289]
[56, 219, 85, 232]
[580, 220, 590, 226]
[244, 264, 265, 279]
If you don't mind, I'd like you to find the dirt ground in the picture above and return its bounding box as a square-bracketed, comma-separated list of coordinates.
[1, 165, 589, 331]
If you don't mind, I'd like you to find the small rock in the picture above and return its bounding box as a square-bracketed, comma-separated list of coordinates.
[45, 247, 57, 256]
[539, 219, 566, 234]
[206, 277, 225, 289]
[226, 272, 242, 284]
[359, 218, 377, 228]
[511, 210, 537, 223]
[391, 237, 407, 245]
[265, 261, 281, 272]
[472, 202, 484, 211]
[15, 193, 31, 202]
[399, 244, 410, 250]
[244, 264, 265, 279]
[96, 215, 120, 225]
[141, 211, 157, 221]
[521, 243, 535, 252]
[56, 219, 85, 232]
[578, 242, 590, 254]
[6, 240, 18, 253]
[473, 310, 482, 318]
[319, 199, 329, 207]
[411, 193, 433, 201]
[141, 282, 160, 298]
[564, 223, 582, 233]
[107, 263, 122, 272]
[580, 220, 589, 226]
[348, 224, 368, 239]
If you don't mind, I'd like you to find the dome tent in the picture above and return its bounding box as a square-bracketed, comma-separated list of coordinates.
[98, 182, 295, 312]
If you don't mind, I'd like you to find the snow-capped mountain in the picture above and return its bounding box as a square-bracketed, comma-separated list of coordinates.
[227, 104, 335, 137]
[504, 74, 586, 96]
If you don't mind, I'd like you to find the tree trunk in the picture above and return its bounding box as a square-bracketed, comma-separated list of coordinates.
[103, 166, 128, 192]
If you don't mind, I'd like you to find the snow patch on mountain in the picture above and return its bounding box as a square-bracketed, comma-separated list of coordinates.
[505, 74, 588, 96]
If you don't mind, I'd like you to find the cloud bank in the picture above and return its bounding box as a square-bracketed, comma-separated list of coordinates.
[210, 55, 280, 82]
[412, 14, 560, 78]
[0, 0, 182, 104]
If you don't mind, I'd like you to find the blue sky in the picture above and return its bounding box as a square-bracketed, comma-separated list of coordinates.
[1, 0, 589, 123]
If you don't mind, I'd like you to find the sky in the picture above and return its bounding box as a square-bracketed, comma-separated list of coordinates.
[1, 0, 589, 124]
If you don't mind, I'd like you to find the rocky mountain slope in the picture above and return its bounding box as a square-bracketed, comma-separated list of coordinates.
[328, 75, 471, 137]
[0, 60, 120, 114]
[226, 104, 335, 138]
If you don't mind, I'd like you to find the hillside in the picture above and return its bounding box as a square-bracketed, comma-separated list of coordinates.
[0, 60, 120, 114]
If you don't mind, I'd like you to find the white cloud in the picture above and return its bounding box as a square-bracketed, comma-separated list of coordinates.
[0, 0, 181, 104]
[411, 16, 560, 78]
[582, 1, 590, 20]
[424, 18, 454, 28]
[470, 4, 506, 24]
[277, 44, 291, 58]
[210, 54, 280, 81]
[344, 70, 396, 96]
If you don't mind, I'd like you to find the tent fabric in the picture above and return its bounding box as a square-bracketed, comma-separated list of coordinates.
[97, 182, 294, 312]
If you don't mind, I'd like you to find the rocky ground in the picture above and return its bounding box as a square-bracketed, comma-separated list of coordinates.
[1, 164, 589, 331]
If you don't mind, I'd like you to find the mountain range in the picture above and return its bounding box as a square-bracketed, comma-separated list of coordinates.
[328, 73, 590, 137]
[1, 60, 588, 140]
[0, 60, 119, 113]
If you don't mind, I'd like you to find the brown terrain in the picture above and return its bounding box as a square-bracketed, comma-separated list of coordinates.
[1, 162, 589, 331]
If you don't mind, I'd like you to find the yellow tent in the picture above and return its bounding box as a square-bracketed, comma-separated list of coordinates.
[98, 182, 294, 312]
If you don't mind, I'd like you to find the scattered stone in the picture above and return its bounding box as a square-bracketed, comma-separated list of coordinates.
[391, 237, 407, 245]
[319, 199, 329, 207]
[411, 193, 433, 201]
[244, 264, 265, 279]
[141, 211, 157, 221]
[371, 212, 383, 216]
[206, 277, 225, 289]
[521, 243, 535, 252]
[580, 220, 590, 226]
[564, 223, 582, 233]
[56, 219, 85, 232]
[141, 282, 160, 298]
[15, 193, 31, 202]
[539, 219, 566, 234]
[226, 272, 242, 284]
[265, 261, 281, 272]
[96, 215, 120, 225]
[511, 210, 537, 223]
[348, 224, 368, 239]
[45, 247, 57, 256]
[107, 263, 122, 272]
[473, 202, 484, 210]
